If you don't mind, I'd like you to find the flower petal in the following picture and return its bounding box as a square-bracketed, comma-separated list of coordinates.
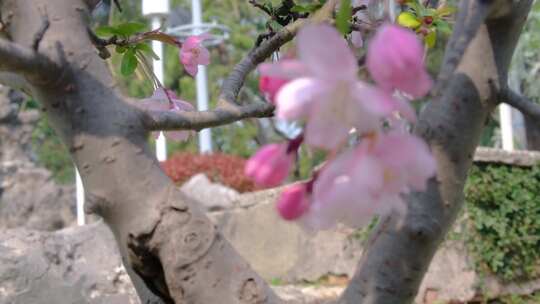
[137, 99, 168, 112]
[184, 63, 198, 77]
[306, 149, 384, 229]
[171, 99, 195, 111]
[275, 77, 327, 121]
[183, 33, 211, 49]
[297, 24, 358, 80]
[197, 47, 211, 65]
[258, 59, 308, 80]
[245, 143, 294, 187]
[353, 82, 416, 122]
[276, 183, 311, 220]
[304, 102, 351, 150]
[367, 24, 432, 98]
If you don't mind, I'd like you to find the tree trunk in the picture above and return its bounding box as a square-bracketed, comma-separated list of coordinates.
[338, 1, 533, 303]
[525, 114, 540, 150]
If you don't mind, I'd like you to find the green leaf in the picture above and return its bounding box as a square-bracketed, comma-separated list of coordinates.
[267, 20, 284, 31]
[135, 43, 160, 60]
[291, 4, 322, 13]
[434, 20, 452, 35]
[121, 49, 138, 76]
[115, 22, 147, 37]
[115, 45, 128, 54]
[94, 26, 118, 37]
[406, 1, 424, 14]
[424, 30, 436, 48]
[336, 0, 352, 35]
[423, 8, 437, 17]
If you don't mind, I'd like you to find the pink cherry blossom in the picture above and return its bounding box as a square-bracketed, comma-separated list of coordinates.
[276, 183, 311, 220]
[304, 147, 388, 229]
[369, 131, 437, 192]
[180, 33, 211, 77]
[138, 88, 195, 141]
[257, 59, 308, 104]
[245, 143, 294, 188]
[259, 75, 289, 104]
[367, 24, 433, 98]
[274, 24, 414, 150]
[301, 132, 436, 229]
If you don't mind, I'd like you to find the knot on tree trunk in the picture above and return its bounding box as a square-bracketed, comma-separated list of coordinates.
[126, 186, 218, 303]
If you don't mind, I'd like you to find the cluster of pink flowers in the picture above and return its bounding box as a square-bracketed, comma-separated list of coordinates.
[246, 23, 436, 230]
[139, 34, 211, 141]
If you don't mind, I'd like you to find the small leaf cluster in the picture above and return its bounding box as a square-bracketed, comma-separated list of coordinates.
[253, 0, 318, 31]
[95, 22, 161, 76]
[397, 0, 455, 48]
[291, 0, 326, 14]
[464, 163, 540, 281]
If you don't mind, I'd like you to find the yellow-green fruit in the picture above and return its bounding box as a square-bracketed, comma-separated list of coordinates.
[397, 12, 421, 29]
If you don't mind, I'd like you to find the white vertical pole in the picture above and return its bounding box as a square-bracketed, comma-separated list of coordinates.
[192, 0, 213, 153]
[76, 168, 85, 226]
[500, 104, 514, 151]
[151, 16, 168, 161]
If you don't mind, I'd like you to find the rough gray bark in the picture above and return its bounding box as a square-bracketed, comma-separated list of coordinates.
[525, 115, 540, 150]
[338, 0, 533, 303]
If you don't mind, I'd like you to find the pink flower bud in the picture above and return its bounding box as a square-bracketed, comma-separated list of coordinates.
[366, 24, 432, 98]
[259, 75, 289, 104]
[244, 144, 294, 187]
[276, 183, 310, 220]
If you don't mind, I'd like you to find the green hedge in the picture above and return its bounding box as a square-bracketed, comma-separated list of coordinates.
[464, 163, 540, 281]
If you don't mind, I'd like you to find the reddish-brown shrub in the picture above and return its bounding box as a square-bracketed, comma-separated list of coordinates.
[161, 152, 257, 193]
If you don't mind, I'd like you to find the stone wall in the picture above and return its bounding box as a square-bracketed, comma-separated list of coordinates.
[0, 87, 75, 231]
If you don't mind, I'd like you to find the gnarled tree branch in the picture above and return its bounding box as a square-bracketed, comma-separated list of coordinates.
[0, 38, 62, 84]
[500, 88, 540, 127]
[143, 102, 274, 132]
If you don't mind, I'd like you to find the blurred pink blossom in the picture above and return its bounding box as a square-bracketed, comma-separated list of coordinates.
[301, 132, 436, 229]
[180, 33, 211, 77]
[367, 24, 433, 98]
[275, 24, 411, 150]
[259, 75, 289, 104]
[245, 143, 295, 188]
[276, 183, 311, 220]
